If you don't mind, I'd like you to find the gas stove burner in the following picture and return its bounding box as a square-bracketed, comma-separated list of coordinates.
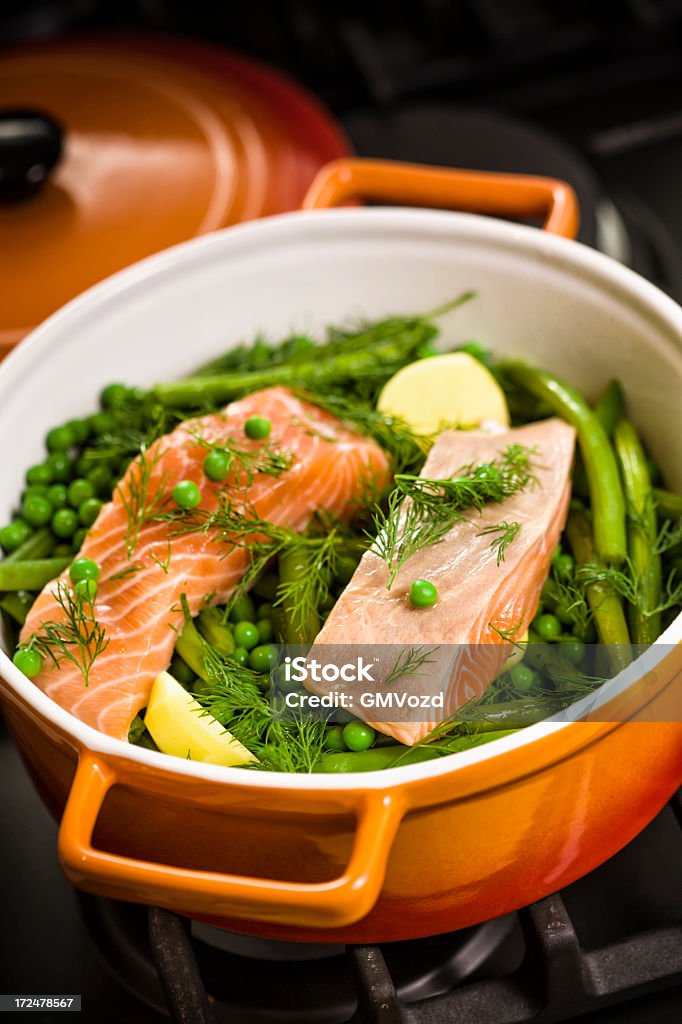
[344, 104, 682, 300]
[76, 894, 523, 1022]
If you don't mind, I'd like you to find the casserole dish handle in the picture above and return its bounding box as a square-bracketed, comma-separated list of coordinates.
[58, 751, 404, 928]
[302, 157, 579, 238]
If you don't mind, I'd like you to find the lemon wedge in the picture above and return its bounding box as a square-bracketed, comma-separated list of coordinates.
[144, 671, 257, 767]
[377, 352, 510, 434]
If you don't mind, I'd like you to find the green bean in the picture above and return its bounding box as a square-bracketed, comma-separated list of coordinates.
[313, 729, 517, 772]
[0, 557, 70, 592]
[501, 362, 627, 562]
[278, 549, 320, 644]
[613, 420, 662, 644]
[572, 380, 625, 496]
[0, 590, 34, 626]
[197, 607, 235, 657]
[565, 509, 631, 673]
[594, 380, 625, 435]
[154, 331, 433, 408]
[654, 487, 682, 520]
[3, 528, 54, 563]
[175, 618, 211, 681]
[459, 701, 564, 728]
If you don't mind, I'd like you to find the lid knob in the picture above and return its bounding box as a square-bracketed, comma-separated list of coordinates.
[0, 108, 63, 201]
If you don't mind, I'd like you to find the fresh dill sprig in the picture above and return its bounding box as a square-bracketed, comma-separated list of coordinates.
[578, 561, 682, 619]
[151, 540, 172, 574]
[294, 390, 432, 475]
[116, 445, 172, 558]
[24, 580, 109, 687]
[108, 563, 144, 582]
[371, 444, 538, 587]
[192, 639, 328, 772]
[653, 517, 682, 556]
[188, 429, 295, 483]
[478, 520, 521, 565]
[383, 645, 441, 687]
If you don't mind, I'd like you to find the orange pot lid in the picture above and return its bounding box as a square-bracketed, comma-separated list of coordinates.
[0, 35, 348, 352]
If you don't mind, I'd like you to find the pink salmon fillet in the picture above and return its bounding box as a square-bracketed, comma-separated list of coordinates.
[21, 387, 389, 740]
[306, 419, 576, 744]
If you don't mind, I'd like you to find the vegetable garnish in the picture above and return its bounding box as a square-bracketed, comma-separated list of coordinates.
[409, 579, 438, 607]
[19, 579, 109, 688]
[371, 443, 537, 588]
[478, 520, 521, 565]
[190, 429, 294, 485]
[117, 445, 172, 558]
[153, 293, 475, 409]
[172, 480, 201, 510]
[244, 415, 272, 440]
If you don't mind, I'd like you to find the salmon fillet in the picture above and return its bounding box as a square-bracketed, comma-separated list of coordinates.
[21, 387, 389, 740]
[306, 419, 576, 744]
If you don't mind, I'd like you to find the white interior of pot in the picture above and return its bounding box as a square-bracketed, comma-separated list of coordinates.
[0, 208, 680, 787]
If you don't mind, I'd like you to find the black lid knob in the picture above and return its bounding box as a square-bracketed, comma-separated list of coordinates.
[0, 108, 63, 201]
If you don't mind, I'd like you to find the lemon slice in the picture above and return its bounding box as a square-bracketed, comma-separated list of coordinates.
[377, 352, 510, 434]
[144, 671, 257, 766]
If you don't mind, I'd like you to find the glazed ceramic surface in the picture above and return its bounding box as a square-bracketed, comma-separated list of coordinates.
[1, 163, 681, 940]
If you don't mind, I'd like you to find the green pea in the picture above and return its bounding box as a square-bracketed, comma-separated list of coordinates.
[66, 418, 90, 445]
[46, 424, 75, 452]
[73, 528, 88, 550]
[248, 644, 273, 673]
[86, 465, 113, 496]
[552, 552, 574, 578]
[342, 721, 376, 752]
[409, 578, 438, 608]
[324, 725, 347, 752]
[257, 618, 274, 643]
[244, 416, 272, 441]
[47, 484, 68, 509]
[560, 640, 586, 665]
[52, 508, 79, 539]
[69, 558, 100, 583]
[229, 594, 256, 623]
[256, 601, 273, 620]
[233, 621, 259, 650]
[75, 578, 97, 602]
[79, 498, 102, 527]
[232, 646, 249, 666]
[100, 383, 129, 409]
[22, 494, 53, 528]
[173, 480, 201, 509]
[203, 450, 232, 482]
[46, 452, 74, 483]
[534, 613, 562, 641]
[13, 648, 43, 678]
[67, 478, 95, 508]
[26, 463, 53, 486]
[0, 520, 32, 554]
[510, 663, 536, 692]
[89, 411, 116, 436]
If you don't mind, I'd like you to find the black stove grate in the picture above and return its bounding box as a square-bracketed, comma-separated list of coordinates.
[142, 791, 682, 1024]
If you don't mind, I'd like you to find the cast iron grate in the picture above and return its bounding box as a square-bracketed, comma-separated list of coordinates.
[145, 790, 682, 1024]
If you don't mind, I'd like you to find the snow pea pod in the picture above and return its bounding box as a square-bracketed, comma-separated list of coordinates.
[0, 557, 70, 592]
[613, 419, 661, 644]
[501, 363, 627, 563]
[314, 729, 518, 772]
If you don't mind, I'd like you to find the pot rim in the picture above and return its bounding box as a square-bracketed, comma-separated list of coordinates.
[1, 205, 680, 791]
